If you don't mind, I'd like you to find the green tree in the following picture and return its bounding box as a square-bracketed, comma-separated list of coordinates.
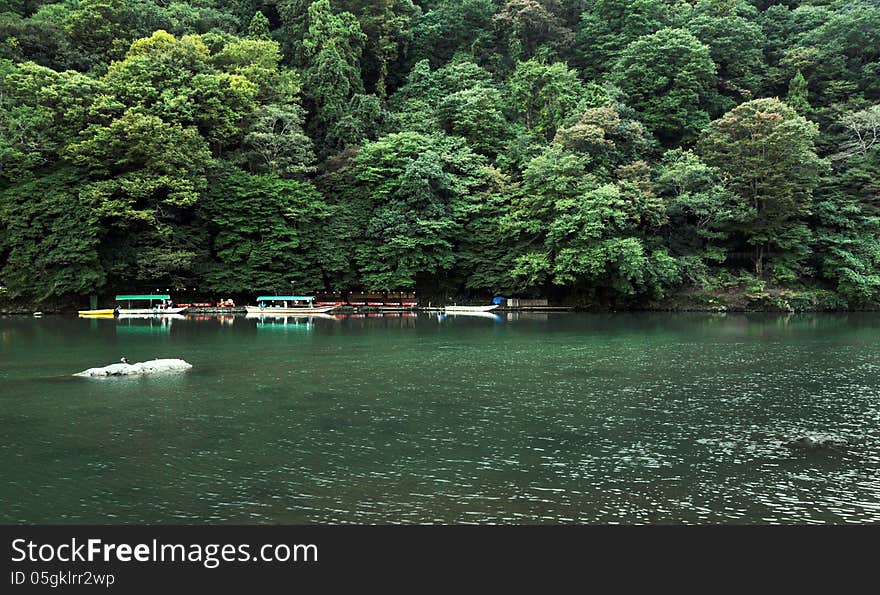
[389, 59, 503, 144]
[438, 86, 508, 155]
[239, 104, 315, 176]
[0, 169, 105, 301]
[313, 145, 371, 289]
[300, 0, 367, 134]
[492, 0, 575, 64]
[65, 0, 130, 70]
[508, 58, 585, 140]
[797, 4, 880, 106]
[786, 70, 810, 115]
[457, 171, 521, 295]
[211, 37, 294, 103]
[0, 5, 79, 71]
[506, 147, 676, 298]
[326, 93, 389, 150]
[553, 102, 652, 178]
[815, 111, 880, 303]
[0, 61, 104, 180]
[352, 131, 490, 289]
[2, 0, 879, 307]
[64, 109, 211, 227]
[575, 0, 673, 79]
[277, 0, 313, 66]
[200, 164, 331, 292]
[104, 31, 211, 116]
[685, 1, 767, 111]
[105, 31, 263, 152]
[698, 98, 823, 277]
[246, 10, 270, 40]
[610, 28, 716, 146]
[410, 0, 495, 68]
[335, 0, 420, 98]
[656, 148, 740, 284]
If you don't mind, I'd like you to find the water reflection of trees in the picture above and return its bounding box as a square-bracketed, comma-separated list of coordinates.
[333, 313, 419, 330]
[5, 312, 880, 344]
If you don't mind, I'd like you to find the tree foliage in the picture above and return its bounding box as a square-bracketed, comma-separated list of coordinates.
[0, 0, 878, 307]
[698, 98, 822, 277]
[610, 27, 716, 146]
[200, 164, 330, 292]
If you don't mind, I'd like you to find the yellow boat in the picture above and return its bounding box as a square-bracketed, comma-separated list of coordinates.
[78, 309, 115, 317]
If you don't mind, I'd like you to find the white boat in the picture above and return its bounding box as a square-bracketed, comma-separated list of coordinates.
[117, 307, 188, 315]
[117, 313, 186, 320]
[115, 294, 188, 315]
[245, 295, 338, 315]
[439, 311, 501, 320]
[244, 305, 337, 314]
[443, 304, 499, 312]
[245, 312, 336, 321]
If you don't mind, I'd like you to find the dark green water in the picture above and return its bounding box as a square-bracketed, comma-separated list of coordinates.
[2, 312, 879, 524]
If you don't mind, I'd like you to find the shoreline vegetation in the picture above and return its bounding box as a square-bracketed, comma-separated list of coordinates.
[2, 284, 877, 315]
[1, 2, 878, 313]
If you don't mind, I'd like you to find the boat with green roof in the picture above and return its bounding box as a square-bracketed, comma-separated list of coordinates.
[245, 295, 338, 315]
[78, 294, 187, 317]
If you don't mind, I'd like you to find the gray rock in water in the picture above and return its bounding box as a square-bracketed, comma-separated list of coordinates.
[784, 436, 846, 450]
[74, 358, 192, 377]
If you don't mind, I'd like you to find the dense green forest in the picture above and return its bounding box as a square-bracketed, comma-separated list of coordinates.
[1, 0, 878, 308]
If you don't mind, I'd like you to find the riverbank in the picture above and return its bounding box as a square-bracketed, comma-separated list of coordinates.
[645, 283, 873, 313]
[2, 284, 877, 315]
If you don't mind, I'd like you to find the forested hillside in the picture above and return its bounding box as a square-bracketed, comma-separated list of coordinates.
[1, 1, 878, 308]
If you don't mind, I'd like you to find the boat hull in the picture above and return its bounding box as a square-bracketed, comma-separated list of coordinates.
[117, 313, 185, 320]
[442, 311, 500, 319]
[118, 307, 188, 315]
[245, 313, 336, 321]
[245, 305, 338, 314]
[78, 309, 115, 317]
[443, 305, 499, 312]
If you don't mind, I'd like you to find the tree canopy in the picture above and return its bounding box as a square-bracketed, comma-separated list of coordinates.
[1, 0, 878, 308]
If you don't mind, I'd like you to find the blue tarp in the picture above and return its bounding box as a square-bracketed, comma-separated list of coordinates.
[492, 296, 506, 305]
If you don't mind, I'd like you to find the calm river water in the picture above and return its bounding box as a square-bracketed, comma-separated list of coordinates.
[2, 312, 879, 524]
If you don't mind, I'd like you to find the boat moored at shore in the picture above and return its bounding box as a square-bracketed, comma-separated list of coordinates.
[114, 294, 187, 315]
[78, 295, 187, 317]
[77, 309, 116, 317]
[244, 296, 338, 314]
[443, 305, 499, 312]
